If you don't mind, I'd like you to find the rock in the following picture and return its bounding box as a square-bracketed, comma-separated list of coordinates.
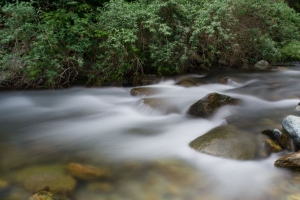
[254, 60, 270, 70]
[13, 164, 76, 194]
[274, 151, 300, 170]
[187, 93, 241, 118]
[263, 139, 283, 153]
[24, 174, 76, 194]
[282, 115, 300, 149]
[14, 164, 65, 183]
[189, 125, 258, 160]
[261, 129, 293, 150]
[66, 163, 111, 181]
[29, 191, 69, 200]
[130, 87, 162, 96]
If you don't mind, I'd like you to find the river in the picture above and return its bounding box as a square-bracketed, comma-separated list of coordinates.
[1, 66, 300, 200]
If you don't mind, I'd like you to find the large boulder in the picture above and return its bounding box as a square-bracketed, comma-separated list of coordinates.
[282, 115, 300, 149]
[274, 151, 300, 170]
[187, 93, 241, 118]
[189, 125, 258, 160]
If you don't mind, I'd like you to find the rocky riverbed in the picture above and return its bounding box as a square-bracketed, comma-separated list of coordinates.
[1, 64, 300, 199]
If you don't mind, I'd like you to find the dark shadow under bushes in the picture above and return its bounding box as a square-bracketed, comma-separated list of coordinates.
[0, 0, 300, 88]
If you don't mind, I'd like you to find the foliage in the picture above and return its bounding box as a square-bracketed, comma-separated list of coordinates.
[280, 41, 300, 61]
[0, 0, 300, 88]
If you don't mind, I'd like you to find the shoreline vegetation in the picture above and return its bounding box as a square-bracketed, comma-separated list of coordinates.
[0, 0, 300, 89]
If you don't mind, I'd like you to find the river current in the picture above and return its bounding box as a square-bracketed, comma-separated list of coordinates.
[1, 66, 300, 200]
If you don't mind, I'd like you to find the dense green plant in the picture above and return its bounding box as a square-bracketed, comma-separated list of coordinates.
[280, 41, 300, 60]
[0, 0, 300, 88]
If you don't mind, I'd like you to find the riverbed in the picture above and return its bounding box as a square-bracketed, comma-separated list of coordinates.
[1, 66, 300, 200]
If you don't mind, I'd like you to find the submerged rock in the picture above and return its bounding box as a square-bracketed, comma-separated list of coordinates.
[218, 77, 240, 86]
[66, 163, 111, 181]
[187, 93, 241, 118]
[189, 125, 257, 160]
[14, 164, 76, 194]
[29, 191, 69, 200]
[274, 151, 300, 170]
[282, 115, 300, 149]
[24, 174, 76, 194]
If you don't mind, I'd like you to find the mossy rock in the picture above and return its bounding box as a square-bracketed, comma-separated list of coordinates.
[14, 164, 65, 183]
[187, 93, 241, 118]
[190, 125, 258, 160]
[24, 174, 76, 194]
[29, 191, 69, 200]
[13, 164, 76, 194]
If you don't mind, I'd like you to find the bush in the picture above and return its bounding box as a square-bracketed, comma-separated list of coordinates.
[1, 0, 300, 88]
[280, 41, 300, 61]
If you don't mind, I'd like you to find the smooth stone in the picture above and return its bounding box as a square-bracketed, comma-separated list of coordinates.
[187, 93, 241, 118]
[190, 125, 257, 160]
[66, 163, 111, 181]
[29, 191, 69, 200]
[0, 180, 8, 189]
[274, 151, 300, 170]
[254, 60, 270, 70]
[24, 174, 76, 193]
[282, 115, 300, 149]
[14, 164, 65, 183]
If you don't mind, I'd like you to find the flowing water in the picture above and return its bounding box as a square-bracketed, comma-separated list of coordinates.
[1, 66, 300, 200]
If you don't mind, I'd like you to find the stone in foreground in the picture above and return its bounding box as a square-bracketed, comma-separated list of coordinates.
[189, 125, 257, 160]
[274, 151, 300, 170]
[282, 115, 300, 149]
[187, 93, 241, 118]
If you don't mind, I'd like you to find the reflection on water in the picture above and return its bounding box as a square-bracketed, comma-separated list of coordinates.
[1, 67, 300, 199]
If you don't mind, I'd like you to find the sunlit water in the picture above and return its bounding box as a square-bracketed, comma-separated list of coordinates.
[1, 66, 300, 199]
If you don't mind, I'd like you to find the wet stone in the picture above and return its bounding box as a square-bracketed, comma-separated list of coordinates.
[66, 163, 111, 181]
[187, 93, 241, 118]
[282, 115, 300, 149]
[274, 151, 300, 170]
[24, 174, 76, 194]
[190, 125, 258, 160]
[29, 191, 69, 200]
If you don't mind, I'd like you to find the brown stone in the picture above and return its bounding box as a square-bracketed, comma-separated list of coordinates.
[274, 151, 300, 170]
[66, 163, 110, 181]
[187, 93, 241, 118]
